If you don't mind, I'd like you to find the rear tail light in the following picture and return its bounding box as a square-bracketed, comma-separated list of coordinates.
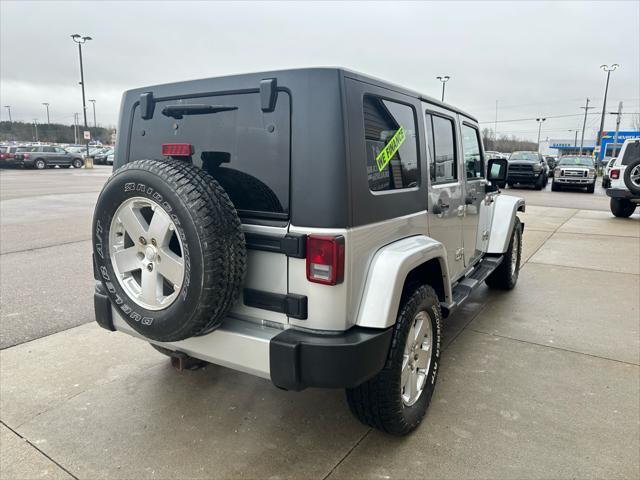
[306, 235, 345, 285]
[610, 168, 620, 179]
[23, 153, 30, 159]
[162, 143, 192, 157]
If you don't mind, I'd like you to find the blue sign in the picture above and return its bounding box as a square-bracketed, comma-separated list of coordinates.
[599, 131, 640, 160]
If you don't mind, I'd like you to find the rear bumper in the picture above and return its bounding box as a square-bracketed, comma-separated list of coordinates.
[607, 188, 640, 201]
[94, 286, 392, 391]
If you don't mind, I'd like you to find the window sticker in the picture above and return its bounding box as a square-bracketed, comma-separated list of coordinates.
[375, 126, 406, 172]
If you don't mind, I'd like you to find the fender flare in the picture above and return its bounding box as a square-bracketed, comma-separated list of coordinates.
[355, 235, 451, 329]
[487, 194, 525, 254]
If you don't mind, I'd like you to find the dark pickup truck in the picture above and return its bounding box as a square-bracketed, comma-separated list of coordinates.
[14, 146, 84, 169]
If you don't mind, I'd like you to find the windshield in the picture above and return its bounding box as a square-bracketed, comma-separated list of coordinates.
[558, 156, 594, 167]
[509, 152, 538, 161]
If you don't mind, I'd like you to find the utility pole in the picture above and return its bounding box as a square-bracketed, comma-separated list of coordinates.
[596, 64, 619, 157]
[3, 105, 11, 122]
[610, 101, 623, 157]
[494, 100, 499, 141]
[89, 99, 97, 127]
[74, 113, 79, 144]
[436, 75, 450, 102]
[579, 98, 594, 155]
[536, 117, 546, 152]
[33, 119, 39, 142]
[71, 34, 92, 155]
[42, 103, 50, 124]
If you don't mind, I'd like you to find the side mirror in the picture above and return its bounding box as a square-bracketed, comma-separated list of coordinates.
[487, 158, 508, 182]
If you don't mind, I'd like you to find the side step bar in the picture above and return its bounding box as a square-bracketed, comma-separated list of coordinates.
[440, 255, 503, 317]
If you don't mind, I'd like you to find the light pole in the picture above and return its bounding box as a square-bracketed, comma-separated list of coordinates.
[568, 129, 578, 153]
[71, 34, 92, 155]
[436, 75, 450, 102]
[3, 105, 11, 122]
[33, 119, 39, 142]
[536, 118, 546, 152]
[42, 103, 50, 124]
[596, 64, 619, 157]
[89, 99, 97, 127]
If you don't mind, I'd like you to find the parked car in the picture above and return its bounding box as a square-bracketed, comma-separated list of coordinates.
[602, 157, 617, 189]
[65, 146, 85, 154]
[92, 68, 525, 435]
[551, 155, 597, 193]
[606, 138, 640, 217]
[106, 153, 114, 165]
[94, 147, 114, 165]
[0, 146, 27, 167]
[506, 151, 548, 189]
[14, 145, 84, 169]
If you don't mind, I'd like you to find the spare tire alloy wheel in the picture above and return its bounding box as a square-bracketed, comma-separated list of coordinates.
[35, 159, 46, 170]
[624, 159, 640, 195]
[93, 159, 246, 342]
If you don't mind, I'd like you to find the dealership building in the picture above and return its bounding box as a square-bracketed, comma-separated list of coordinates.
[540, 130, 639, 160]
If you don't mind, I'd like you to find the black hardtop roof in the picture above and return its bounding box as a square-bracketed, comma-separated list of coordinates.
[124, 67, 477, 122]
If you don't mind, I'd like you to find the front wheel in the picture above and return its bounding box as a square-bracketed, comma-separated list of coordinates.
[534, 174, 544, 190]
[551, 181, 561, 192]
[486, 218, 522, 290]
[346, 285, 442, 435]
[586, 182, 595, 193]
[34, 159, 46, 170]
[610, 198, 636, 218]
[72, 158, 84, 169]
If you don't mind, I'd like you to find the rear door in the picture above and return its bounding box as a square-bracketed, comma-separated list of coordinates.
[129, 90, 292, 326]
[424, 105, 466, 280]
[460, 122, 486, 267]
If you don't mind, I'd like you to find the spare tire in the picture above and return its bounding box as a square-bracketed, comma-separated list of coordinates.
[92, 159, 246, 342]
[623, 158, 640, 195]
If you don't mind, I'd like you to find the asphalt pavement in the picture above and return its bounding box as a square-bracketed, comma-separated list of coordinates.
[1, 167, 639, 479]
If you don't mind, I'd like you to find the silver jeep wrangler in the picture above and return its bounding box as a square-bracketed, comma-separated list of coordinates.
[92, 68, 524, 435]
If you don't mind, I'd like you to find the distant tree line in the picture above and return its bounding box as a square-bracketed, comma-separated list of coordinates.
[0, 121, 114, 144]
[481, 128, 538, 153]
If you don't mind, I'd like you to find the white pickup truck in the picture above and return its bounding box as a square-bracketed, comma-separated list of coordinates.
[606, 138, 640, 217]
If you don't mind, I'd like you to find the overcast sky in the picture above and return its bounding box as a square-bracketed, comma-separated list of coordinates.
[1, 0, 638, 142]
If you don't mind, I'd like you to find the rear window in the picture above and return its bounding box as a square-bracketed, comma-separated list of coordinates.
[621, 141, 640, 165]
[130, 91, 291, 220]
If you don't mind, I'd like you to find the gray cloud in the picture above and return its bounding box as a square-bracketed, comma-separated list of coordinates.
[1, 0, 638, 141]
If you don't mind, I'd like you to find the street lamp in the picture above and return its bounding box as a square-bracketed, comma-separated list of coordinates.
[32, 119, 39, 142]
[436, 75, 450, 102]
[71, 33, 92, 155]
[88, 99, 97, 127]
[536, 117, 546, 152]
[596, 64, 619, 155]
[42, 103, 50, 124]
[568, 129, 578, 152]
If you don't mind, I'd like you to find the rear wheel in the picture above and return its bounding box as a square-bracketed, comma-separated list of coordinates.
[486, 219, 522, 290]
[610, 198, 636, 218]
[346, 285, 442, 435]
[34, 159, 46, 170]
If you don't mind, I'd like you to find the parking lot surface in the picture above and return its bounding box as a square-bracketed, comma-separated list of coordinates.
[1, 169, 639, 479]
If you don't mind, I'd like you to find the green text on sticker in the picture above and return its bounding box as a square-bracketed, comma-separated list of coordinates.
[375, 127, 406, 172]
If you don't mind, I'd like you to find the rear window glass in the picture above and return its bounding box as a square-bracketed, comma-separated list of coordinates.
[621, 141, 640, 165]
[363, 95, 419, 192]
[130, 91, 291, 219]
